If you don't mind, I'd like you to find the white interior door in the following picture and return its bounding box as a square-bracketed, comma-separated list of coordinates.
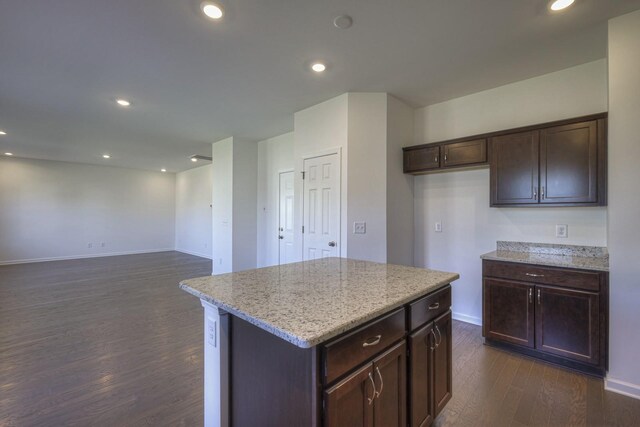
[278, 171, 295, 265]
[303, 153, 340, 260]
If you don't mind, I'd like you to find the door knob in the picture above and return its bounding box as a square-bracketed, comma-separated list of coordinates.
[328, 241, 336, 247]
[279, 235, 284, 240]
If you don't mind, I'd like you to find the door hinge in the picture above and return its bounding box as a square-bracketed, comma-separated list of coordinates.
[302, 226, 305, 233]
[301, 171, 306, 180]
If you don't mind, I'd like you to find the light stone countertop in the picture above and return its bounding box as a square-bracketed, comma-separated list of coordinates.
[481, 241, 609, 272]
[180, 258, 459, 348]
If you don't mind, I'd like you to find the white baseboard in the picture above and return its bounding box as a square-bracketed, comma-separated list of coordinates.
[605, 377, 640, 400]
[452, 312, 482, 326]
[0, 248, 176, 266]
[175, 248, 213, 260]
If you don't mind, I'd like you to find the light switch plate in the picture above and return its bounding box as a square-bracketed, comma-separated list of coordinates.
[435, 221, 442, 233]
[353, 221, 366, 234]
[556, 224, 568, 238]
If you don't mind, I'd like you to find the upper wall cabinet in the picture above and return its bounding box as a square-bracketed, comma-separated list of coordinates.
[491, 118, 607, 207]
[403, 138, 487, 174]
[403, 113, 607, 207]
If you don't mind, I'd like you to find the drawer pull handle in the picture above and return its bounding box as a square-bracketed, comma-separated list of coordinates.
[428, 302, 440, 310]
[435, 325, 442, 347]
[430, 329, 437, 350]
[375, 367, 384, 398]
[367, 373, 376, 405]
[363, 335, 382, 347]
[525, 273, 544, 278]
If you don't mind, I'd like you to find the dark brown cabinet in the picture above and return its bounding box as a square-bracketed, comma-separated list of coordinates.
[372, 342, 407, 427]
[483, 278, 535, 348]
[325, 363, 375, 427]
[490, 131, 540, 206]
[404, 113, 607, 207]
[490, 118, 606, 207]
[403, 139, 487, 174]
[442, 139, 487, 168]
[432, 312, 452, 417]
[535, 285, 600, 365]
[404, 146, 440, 173]
[540, 121, 598, 204]
[482, 260, 608, 376]
[408, 311, 452, 427]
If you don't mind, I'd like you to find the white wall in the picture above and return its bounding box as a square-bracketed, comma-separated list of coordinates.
[387, 95, 415, 266]
[232, 139, 258, 272]
[256, 132, 294, 268]
[347, 93, 388, 263]
[175, 164, 212, 259]
[294, 94, 349, 259]
[0, 157, 176, 264]
[413, 60, 609, 325]
[606, 10, 640, 398]
[212, 138, 234, 274]
[211, 137, 258, 274]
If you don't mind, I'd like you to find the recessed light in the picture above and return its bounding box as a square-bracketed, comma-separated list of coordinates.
[311, 63, 326, 73]
[116, 99, 131, 107]
[202, 2, 223, 20]
[103, 154, 111, 159]
[333, 15, 353, 30]
[161, 168, 167, 172]
[0, 131, 6, 135]
[550, 0, 575, 11]
[191, 158, 198, 162]
[4, 152, 13, 156]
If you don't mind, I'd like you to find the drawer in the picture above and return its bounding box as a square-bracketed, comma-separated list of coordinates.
[483, 260, 600, 292]
[409, 285, 451, 331]
[323, 308, 406, 384]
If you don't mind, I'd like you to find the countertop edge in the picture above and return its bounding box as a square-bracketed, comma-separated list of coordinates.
[180, 273, 459, 349]
[480, 252, 609, 272]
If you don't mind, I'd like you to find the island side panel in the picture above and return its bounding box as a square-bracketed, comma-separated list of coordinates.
[201, 301, 230, 427]
[230, 316, 320, 426]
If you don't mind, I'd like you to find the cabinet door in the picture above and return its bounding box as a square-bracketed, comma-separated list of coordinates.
[372, 341, 407, 427]
[409, 323, 434, 427]
[442, 139, 487, 168]
[404, 146, 440, 173]
[324, 363, 374, 427]
[540, 121, 598, 204]
[483, 278, 535, 348]
[432, 311, 452, 417]
[535, 285, 600, 365]
[490, 131, 540, 206]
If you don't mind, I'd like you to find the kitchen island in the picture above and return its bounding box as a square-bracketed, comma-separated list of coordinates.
[180, 257, 459, 427]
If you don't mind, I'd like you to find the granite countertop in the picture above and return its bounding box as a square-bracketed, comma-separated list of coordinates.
[480, 241, 609, 272]
[180, 258, 459, 349]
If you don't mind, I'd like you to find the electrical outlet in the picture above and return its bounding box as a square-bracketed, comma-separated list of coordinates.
[556, 224, 568, 238]
[87, 243, 93, 249]
[435, 221, 442, 233]
[100, 242, 105, 248]
[353, 221, 366, 234]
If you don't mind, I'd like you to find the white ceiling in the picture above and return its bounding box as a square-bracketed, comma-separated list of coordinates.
[1, 0, 639, 172]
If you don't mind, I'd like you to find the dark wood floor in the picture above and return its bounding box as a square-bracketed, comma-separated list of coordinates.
[1, 252, 639, 426]
[1, 251, 210, 426]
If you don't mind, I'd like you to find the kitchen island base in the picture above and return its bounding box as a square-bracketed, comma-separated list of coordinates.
[199, 285, 454, 427]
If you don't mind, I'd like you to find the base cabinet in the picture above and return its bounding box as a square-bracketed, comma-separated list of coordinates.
[409, 311, 452, 427]
[324, 342, 408, 427]
[324, 363, 375, 427]
[482, 260, 608, 376]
